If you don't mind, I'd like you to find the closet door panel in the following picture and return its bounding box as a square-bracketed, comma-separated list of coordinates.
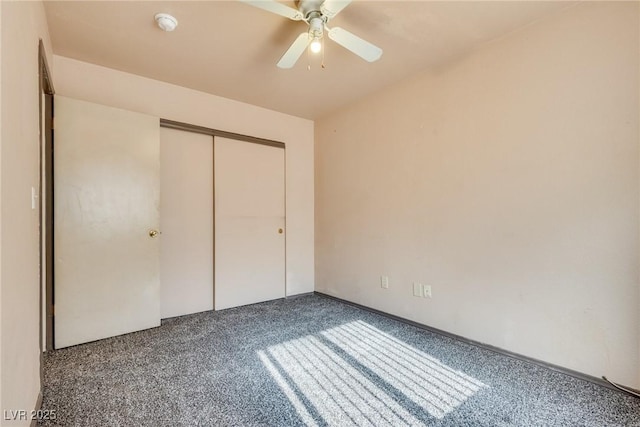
[214, 137, 285, 310]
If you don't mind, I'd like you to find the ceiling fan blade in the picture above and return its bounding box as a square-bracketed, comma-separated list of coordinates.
[328, 27, 383, 62]
[277, 32, 310, 69]
[321, 0, 352, 20]
[239, 0, 303, 21]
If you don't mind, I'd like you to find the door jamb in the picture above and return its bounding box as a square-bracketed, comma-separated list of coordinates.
[38, 40, 55, 352]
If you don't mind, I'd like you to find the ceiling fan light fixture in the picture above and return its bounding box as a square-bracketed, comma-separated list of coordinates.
[310, 36, 322, 53]
[154, 13, 178, 32]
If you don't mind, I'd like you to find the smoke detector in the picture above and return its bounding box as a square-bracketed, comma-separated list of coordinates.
[155, 13, 178, 32]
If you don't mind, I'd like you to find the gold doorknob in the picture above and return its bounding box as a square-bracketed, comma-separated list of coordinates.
[149, 229, 159, 238]
[278, 228, 284, 234]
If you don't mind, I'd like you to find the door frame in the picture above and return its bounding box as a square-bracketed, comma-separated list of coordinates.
[159, 119, 286, 308]
[38, 40, 55, 351]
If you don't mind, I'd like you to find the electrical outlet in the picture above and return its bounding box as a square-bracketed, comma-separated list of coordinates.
[413, 282, 423, 297]
[380, 276, 389, 289]
[423, 285, 432, 298]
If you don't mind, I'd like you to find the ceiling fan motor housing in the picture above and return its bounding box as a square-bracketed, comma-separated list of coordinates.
[295, 0, 326, 20]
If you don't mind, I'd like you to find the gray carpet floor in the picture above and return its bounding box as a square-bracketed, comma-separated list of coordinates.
[40, 294, 639, 426]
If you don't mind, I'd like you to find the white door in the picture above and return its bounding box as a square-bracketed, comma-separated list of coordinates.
[214, 137, 285, 310]
[54, 95, 161, 348]
[160, 128, 214, 318]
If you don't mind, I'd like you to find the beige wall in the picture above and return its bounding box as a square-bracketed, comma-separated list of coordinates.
[52, 55, 315, 298]
[315, 2, 640, 386]
[1, 0, 53, 423]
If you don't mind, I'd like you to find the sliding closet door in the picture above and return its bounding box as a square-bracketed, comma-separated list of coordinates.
[214, 137, 285, 310]
[54, 95, 161, 348]
[159, 128, 214, 318]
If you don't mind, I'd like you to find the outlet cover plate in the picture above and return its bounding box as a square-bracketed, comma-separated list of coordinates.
[423, 284, 432, 298]
[381, 276, 389, 289]
[413, 282, 423, 297]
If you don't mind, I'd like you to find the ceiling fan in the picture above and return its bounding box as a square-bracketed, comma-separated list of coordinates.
[239, 0, 383, 68]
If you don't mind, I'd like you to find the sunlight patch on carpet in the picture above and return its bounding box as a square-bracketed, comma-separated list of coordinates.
[258, 320, 487, 426]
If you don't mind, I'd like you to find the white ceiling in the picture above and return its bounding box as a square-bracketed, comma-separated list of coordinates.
[44, 1, 574, 119]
